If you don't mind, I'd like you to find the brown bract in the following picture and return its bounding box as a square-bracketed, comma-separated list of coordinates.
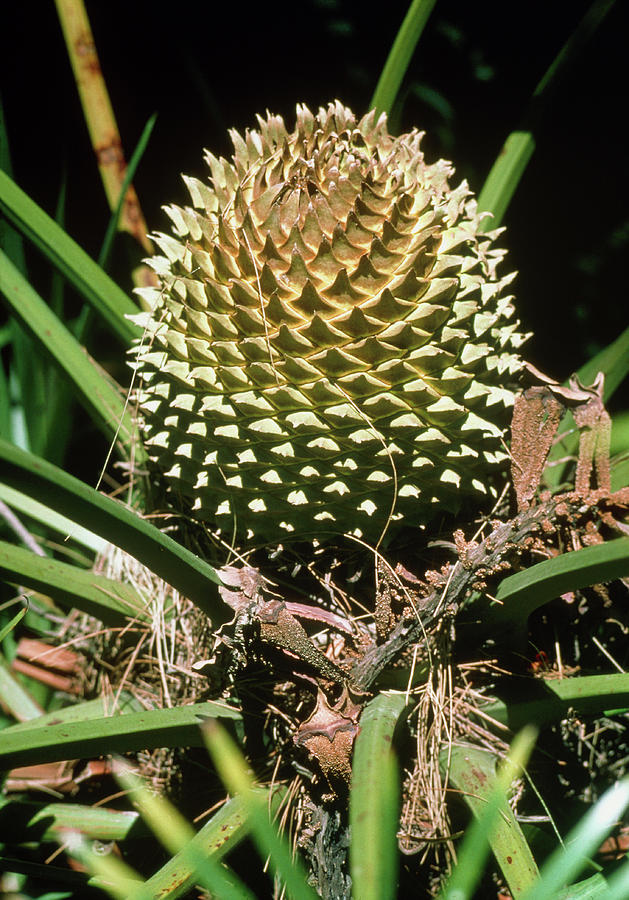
[294, 688, 361, 788]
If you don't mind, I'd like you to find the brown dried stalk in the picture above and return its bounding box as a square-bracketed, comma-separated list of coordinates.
[351, 488, 628, 691]
[54, 0, 156, 287]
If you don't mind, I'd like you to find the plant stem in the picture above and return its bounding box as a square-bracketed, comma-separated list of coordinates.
[370, 0, 438, 118]
[53, 0, 155, 285]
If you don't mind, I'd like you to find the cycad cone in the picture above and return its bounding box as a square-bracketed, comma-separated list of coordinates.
[133, 102, 527, 545]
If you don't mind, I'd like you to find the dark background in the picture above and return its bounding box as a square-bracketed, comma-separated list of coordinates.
[1, 0, 627, 409]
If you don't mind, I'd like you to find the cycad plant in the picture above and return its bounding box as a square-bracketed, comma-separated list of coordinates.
[1, 1, 629, 899]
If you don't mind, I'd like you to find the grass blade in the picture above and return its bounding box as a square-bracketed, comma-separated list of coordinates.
[0, 650, 44, 721]
[520, 778, 629, 900]
[556, 874, 613, 899]
[612, 454, 629, 492]
[0, 96, 27, 276]
[370, 0, 437, 117]
[7, 319, 51, 458]
[350, 691, 406, 900]
[0, 169, 140, 344]
[0, 601, 26, 642]
[204, 721, 318, 900]
[3, 691, 142, 733]
[0, 483, 107, 554]
[141, 790, 284, 900]
[0, 340, 10, 440]
[63, 833, 147, 900]
[0, 796, 145, 843]
[5, 175, 71, 461]
[0, 250, 136, 446]
[478, 0, 616, 229]
[482, 673, 629, 732]
[477, 131, 535, 231]
[439, 728, 538, 899]
[0, 438, 226, 621]
[606, 856, 629, 899]
[0, 853, 109, 890]
[0, 539, 148, 625]
[0, 699, 241, 769]
[485, 537, 629, 635]
[0, 118, 74, 460]
[568, 311, 629, 401]
[116, 764, 255, 900]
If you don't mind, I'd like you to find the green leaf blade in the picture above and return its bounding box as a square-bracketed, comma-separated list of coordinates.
[0, 438, 225, 621]
[439, 729, 538, 900]
[99, 113, 157, 271]
[478, 1, 616, 229]
[0, 796, 145, 843]
[204, 722, 318, 900]
[116, 765, 256, 900]
[0, 539, 148, 625]
[482, 673, 629, 731]
[0, 649, 44, 721]
[521, 778, 629, 900]
[0, 169, 140, 344]
[494, 537, 629, 625]
[477, 131, 535, 230]
[0, 250, 136, 447]
[350, 692, 406, 900]
[370, 0, 437, 117]
[0, 700, 241, 769]
[141, 792, 280, 900]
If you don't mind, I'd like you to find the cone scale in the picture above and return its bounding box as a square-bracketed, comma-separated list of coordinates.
[133, 102, 527, 543]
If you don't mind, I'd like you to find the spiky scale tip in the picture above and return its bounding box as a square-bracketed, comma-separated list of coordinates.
[132, 101, 528, 544]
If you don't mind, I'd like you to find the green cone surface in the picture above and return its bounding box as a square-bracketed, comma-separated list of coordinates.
[133, 102, 527, 544]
